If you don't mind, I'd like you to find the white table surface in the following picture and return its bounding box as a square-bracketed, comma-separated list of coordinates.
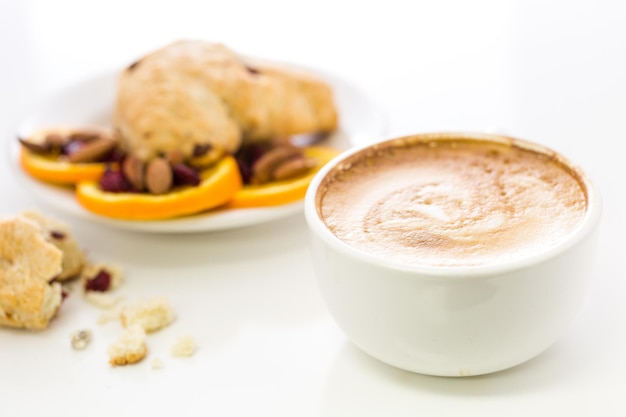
[1, 0, 625, 415]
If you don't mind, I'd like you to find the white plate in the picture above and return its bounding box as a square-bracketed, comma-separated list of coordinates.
[8, 66, 386, 233]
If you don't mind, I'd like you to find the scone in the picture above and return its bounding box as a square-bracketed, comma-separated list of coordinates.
[21, 210, 86, 281]
[114, 40, 338, 161]
[0, 215, 64, 330]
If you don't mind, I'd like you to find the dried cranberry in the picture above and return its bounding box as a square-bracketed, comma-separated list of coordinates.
[99, 167, 134, 192]
[249, 143, 269, 165]
[102, 147, 126, 163]
[193, 143, 212, 157]
[84, 269, 111, 292]
[245, 65, 261, 75]
[235, 143, 269, 184]
[172, 164, 201, 186]
[50, 230, 66, 240]
[236, 158, 253, 184]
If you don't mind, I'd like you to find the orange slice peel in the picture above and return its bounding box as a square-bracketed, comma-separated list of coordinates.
[75, 156, 242, 220]
[225, 146, 340, 209]
[20, 147, 111, 185]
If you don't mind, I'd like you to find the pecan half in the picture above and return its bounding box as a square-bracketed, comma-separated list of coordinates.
[68, 129, 103, 143]
[251, 145, 302, 184]
[272, 155, 317, 181]
[18, 137, 52, 155]
[44, 133, 68, 148]
[67, 137, 118, 163]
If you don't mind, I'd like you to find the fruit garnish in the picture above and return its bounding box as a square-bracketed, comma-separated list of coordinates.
[19, 125, 341, 218]
[20, 147, 112, 185]
[18, 128, 122, 185]
[226, 146, 339, 209]
[75, 156, 242, 220]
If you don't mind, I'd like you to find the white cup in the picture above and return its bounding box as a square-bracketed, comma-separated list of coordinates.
[304, 132, 602, 377]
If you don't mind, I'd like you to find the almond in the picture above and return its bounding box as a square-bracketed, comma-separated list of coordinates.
[166, 149, 185, 166]
[145, 158, 173, 194]
[122, 155, 145, 191]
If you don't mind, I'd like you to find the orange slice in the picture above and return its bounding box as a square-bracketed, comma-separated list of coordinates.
[225, 146, 340, 209]
[20, 147, 111, 185]
[75, 156, 242, 220]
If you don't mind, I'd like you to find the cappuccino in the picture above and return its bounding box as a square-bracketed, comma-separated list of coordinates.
[316, 134, 588, 267]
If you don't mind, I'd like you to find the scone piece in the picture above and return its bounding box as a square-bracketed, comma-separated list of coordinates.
[108, 324, 147, 366]
[115, 40, 338, 161]
[120, 296, 175, 333]
[171, 335, 196, 358]
[0, 215, 63, 330]
[21, 210, 86, 281]
[82, 263, 125, 309]
[81, 262, 124, 292]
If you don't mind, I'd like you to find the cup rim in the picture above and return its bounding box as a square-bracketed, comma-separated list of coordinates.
[304, 132, 603, 279]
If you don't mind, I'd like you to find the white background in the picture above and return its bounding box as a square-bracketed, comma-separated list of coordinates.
[0, 0, 625, 415]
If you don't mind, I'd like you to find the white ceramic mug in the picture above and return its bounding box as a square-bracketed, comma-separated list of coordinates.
[304, 132, 602, 377]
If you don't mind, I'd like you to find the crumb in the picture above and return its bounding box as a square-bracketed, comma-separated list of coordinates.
[171, 335, 196, 358]
[71, 329, 92, 350]
[108, 324, 147, 366]
[120, 296, 175, 333]
[84, 291, 125, 309]
[151, 357, 164, 370]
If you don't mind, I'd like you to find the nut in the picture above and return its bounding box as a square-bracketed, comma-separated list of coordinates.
[272, 155, 317, 181]
[71, 329, 92, 350]
[67, 137, 117, 163]
[68, 128, 103, 143]
[251, 145, 302, 184]
[44, 133, 69, 148]
[18, 137, 52, 155]
[122, 155, 145, 191]
[145, 158, 173, 194]
[166, 149, 185, 166]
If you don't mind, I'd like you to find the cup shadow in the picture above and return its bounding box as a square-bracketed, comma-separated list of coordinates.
[320, 335, 594, 416]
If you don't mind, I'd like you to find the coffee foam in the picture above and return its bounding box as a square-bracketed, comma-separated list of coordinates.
[318, 136, 587, 267]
